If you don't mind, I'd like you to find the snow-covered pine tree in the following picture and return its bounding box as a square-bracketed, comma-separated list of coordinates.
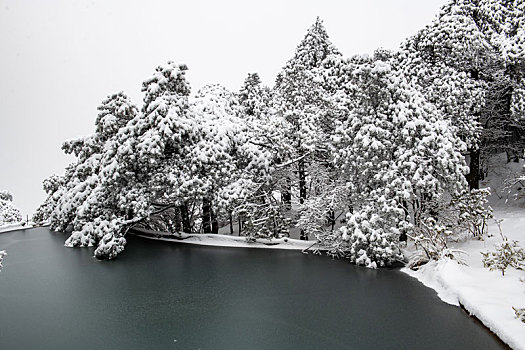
[186, 84, 243, 233]
[37, 60, 284, 258]
[44, 92, 138, 236]
[238, 73, 272, 120]
[400, 0, 525, 189]
[69, 62, 194, 258]
[312, 51, 469, 268]
[41, 62, 192, 259]
[274, 17, 342, 239]
[189, 83, 287, 239]
[0, 191, 22, 225]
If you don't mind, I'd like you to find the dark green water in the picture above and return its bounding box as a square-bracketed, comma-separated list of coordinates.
[0, 228, 507, 349]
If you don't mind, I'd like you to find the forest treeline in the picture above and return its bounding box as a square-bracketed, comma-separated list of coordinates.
[35, 0, 525, 267]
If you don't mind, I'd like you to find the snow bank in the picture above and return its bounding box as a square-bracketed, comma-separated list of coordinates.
[403, 210, 525, 350]
[131, 228, 318, 251]
[0, 222, 33, 233]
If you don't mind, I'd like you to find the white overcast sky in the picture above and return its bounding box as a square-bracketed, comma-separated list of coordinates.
[0, 0, 447, 216]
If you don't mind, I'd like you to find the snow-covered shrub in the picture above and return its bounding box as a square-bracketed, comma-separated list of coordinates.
[481, 234, 525, 276]
[407, 216, 468, 269]
[0, 250, 6, 272]
[409, 217, 452, 262]
[513, 307, 525, 323]
[405, 188, 493, 269]
[423, 189, 492, 237]
[0, 191, 22, 225]
[449, 188, 493, 238]
[340, 203, 405, 268]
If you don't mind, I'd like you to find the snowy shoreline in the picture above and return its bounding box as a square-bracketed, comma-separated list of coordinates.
[0, 222, 35, 234]
[130, 228, 319, 251]
[3, 218, 523, 348]
[402, 209, 525, 350]
[133, 216, 524, 350]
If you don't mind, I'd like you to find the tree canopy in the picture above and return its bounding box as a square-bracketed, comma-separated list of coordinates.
[36, 3, 525, 267]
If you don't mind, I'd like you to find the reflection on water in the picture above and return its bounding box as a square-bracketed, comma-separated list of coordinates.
[0, 228, 507, 349]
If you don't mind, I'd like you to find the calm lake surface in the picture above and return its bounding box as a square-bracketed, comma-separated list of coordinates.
[0, 227, 507, 349]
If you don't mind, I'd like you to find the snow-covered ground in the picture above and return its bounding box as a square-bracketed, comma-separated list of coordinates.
[0, 222, 34, 233]
[132, 228, 319, 251]
[403, 209, 525, 350]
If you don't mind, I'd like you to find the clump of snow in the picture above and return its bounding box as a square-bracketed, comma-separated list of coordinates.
[403, 210, 525, 350]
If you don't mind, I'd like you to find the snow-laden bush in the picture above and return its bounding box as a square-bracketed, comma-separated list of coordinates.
[408, 217, 453, 265]
[0, 190, 22, 226]
[405, 189, 493, 269]
[407, 216, 468, 269]
[450, 188, 493, 238]
[481, 234, 525, 276]
[513, 307, 525, 324]
[339, 203, 405, 268]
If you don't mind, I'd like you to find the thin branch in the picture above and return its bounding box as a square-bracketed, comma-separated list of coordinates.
[275, 152, 312, 169]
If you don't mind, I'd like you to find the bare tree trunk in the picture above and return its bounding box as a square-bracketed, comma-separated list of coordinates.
[180, 204, 191, 233]
[298, 158, 308, 240]
[229, 212, 234, 235]
[211, 207, 219, 234]
[202, 198, 212, 233]
[238, 215, 242, 236]
[467, 149, 480, 190]
[174, 206, 182, 232]
[282, 177, 292, 209]
[298, 159, 307, 204]
[329, 209, 335, 232]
